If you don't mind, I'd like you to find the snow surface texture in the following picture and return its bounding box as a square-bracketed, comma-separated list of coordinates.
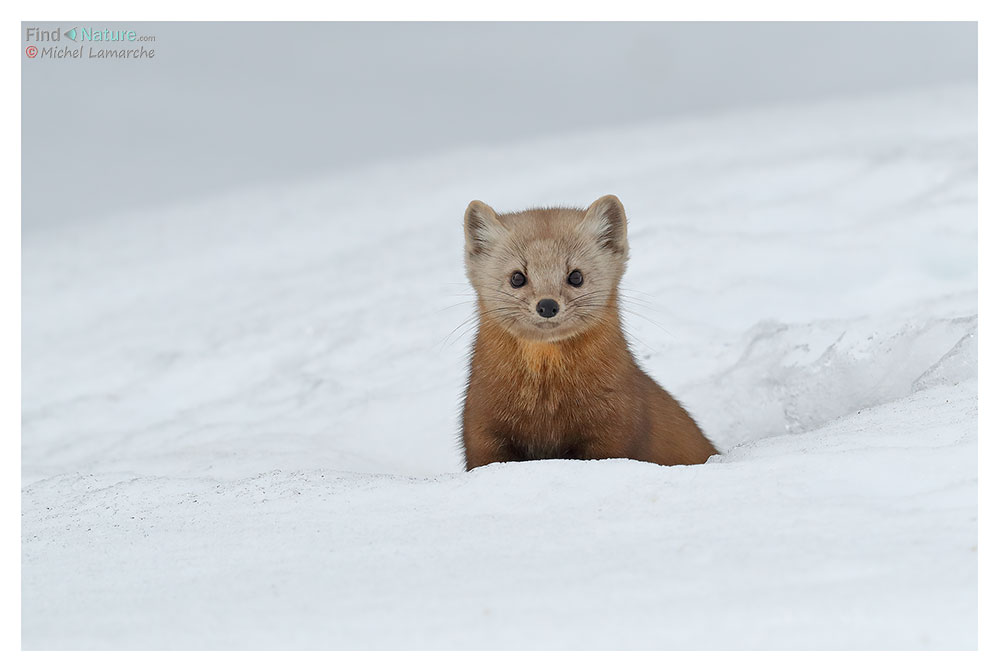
[22, 86, 977, 649]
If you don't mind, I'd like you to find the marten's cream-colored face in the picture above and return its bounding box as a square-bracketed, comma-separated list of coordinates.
[463, 195, 629, 343]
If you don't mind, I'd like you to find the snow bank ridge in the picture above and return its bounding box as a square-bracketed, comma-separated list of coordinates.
[684, 304, 977, 448]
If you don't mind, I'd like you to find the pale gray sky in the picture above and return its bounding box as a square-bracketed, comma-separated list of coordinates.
[22, 22, 977, 228]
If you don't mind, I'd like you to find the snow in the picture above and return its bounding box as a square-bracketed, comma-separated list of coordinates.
[21, 84, 977, 649]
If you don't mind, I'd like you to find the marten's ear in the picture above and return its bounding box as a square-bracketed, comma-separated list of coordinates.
[464, 200, 505, 256]
[580, 195, 628, 254]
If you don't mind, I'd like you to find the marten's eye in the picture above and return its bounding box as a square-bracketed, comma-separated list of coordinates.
[567, 269, 584, 287]
[510, 271, 527, 288]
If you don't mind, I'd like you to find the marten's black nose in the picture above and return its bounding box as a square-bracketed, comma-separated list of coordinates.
[536, 299, 560, 319]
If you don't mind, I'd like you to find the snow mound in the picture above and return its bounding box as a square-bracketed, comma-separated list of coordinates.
[21, 380, 976, 649]
[682, 305, 977, 446]
[22, 85, 977, 649]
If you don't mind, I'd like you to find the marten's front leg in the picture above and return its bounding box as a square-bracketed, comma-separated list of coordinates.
[463, 424, 522, 470]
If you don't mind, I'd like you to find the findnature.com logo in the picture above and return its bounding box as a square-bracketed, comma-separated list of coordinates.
[24, 25, 157, 60]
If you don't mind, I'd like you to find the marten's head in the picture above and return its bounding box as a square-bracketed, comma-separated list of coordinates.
[463, 195, 629, 343]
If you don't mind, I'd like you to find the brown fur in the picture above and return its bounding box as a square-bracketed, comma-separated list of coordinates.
[460, 195, 716, 469]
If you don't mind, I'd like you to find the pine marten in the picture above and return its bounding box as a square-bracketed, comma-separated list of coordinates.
[460, 195, 716, 470]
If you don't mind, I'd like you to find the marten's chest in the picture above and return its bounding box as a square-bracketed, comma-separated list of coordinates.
[479, 350, 624, 456]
